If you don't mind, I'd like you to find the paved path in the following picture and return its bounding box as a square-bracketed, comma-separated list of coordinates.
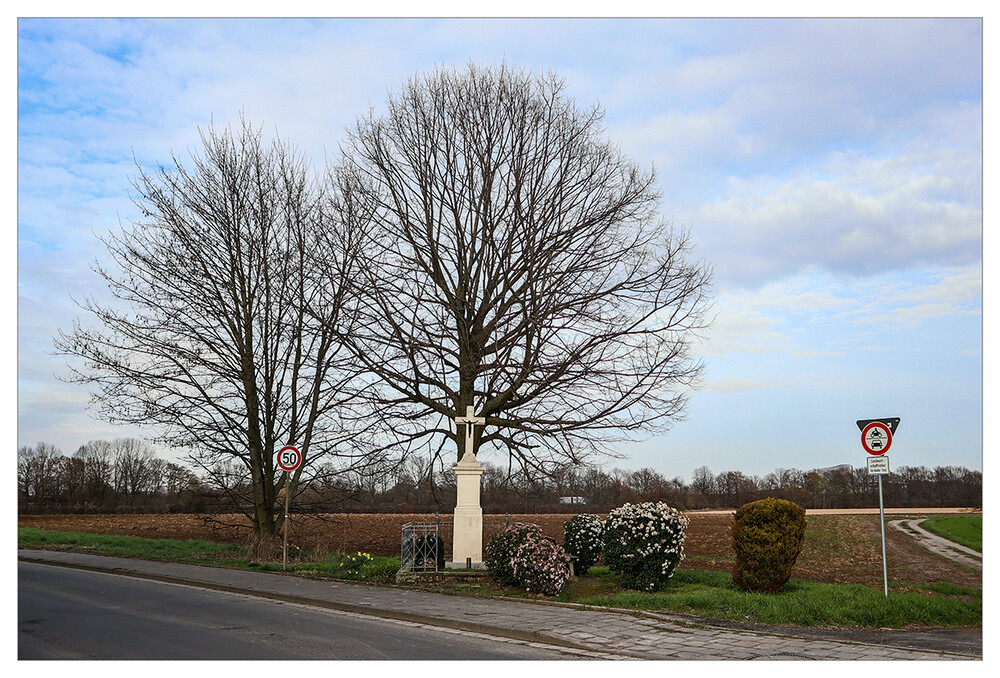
[888, 519, 983, 571]
[18, 550, 980, 660]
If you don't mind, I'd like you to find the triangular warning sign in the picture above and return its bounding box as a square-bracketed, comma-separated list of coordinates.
[856, 418, 900, 434]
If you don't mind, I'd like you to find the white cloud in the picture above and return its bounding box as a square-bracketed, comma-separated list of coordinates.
[845, 262, 983, 328]
[899, 263, 983, 305]
[702, 377, 775, 393]
[685, 132, 982, 286]
[699, 306, 791, 358]
[700, 262, 981, 358]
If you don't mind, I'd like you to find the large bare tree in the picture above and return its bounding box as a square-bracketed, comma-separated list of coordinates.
[57, 119, 370, 556]
[327, 64, 712, 475]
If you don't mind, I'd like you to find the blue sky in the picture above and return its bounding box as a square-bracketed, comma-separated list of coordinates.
[16, 18, 984, 482]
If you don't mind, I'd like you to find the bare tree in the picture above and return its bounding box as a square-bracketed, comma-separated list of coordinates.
[111, 438, 164, 509]
[691, 465, 716, 500]
[53, 455, 86, 507]
[327, 63, 712, 476]
[18, 442, 63, 511]
[56, 119, 370, 557]
[163, 462, 200, 497]
[74, 439, 116, 509]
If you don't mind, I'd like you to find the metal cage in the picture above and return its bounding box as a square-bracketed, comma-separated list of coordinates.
[400, 521, 448, 572]
[399, 515, 511, 572]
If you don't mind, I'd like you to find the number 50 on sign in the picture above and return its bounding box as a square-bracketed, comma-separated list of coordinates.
[276, 446, 301, 472]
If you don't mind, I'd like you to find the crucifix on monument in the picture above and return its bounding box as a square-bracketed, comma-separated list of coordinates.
[448, 405, 486, 569]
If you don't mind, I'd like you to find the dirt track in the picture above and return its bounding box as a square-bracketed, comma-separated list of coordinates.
[18, 508, 982, 590]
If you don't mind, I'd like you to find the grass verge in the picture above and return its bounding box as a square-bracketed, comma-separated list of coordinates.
[18, 528, 245, 562]
[919, 515, 982, 552]
[18, 528, 400, 582]
[571, 567, 980, 628]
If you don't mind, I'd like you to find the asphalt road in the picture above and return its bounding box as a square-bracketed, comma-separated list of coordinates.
[18, 562, 599, 660]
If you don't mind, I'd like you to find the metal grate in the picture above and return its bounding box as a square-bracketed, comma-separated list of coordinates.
[399, 514, 511, 572]
[400, 521, 447, 572]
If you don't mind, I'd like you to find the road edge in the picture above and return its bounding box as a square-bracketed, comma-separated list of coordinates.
[18, 554, 618, 657]
[18, 550, 981, 659]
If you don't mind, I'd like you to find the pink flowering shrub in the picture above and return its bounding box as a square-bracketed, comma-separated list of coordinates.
[485, 522, 570, 596]
[485, 522, 541, 586]
[604, 501, 689, 591]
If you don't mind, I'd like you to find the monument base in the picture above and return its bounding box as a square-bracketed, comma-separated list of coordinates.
[444, 560, 486, 570]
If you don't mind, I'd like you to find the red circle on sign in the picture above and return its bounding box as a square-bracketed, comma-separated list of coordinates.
[861, 422, 892, 455]
[277, 445, 301, 471]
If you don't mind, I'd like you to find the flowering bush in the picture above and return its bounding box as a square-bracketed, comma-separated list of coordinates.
[563, 514, 604, 575]
[485, 523, 542, 586]
[603, 502, 689, 591]
[510, 532, 571, 596]
[485, 522, 570, 596]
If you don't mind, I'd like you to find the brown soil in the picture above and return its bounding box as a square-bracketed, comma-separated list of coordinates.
[18, 509, 981, 590]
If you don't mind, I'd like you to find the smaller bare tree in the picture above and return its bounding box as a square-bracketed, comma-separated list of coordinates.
[56, 118, 374, 557]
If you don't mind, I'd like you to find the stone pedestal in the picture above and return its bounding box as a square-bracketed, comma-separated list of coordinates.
[446, 452, 485, 569]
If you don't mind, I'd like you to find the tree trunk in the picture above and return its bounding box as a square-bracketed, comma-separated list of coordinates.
[248, 519, 278, 561]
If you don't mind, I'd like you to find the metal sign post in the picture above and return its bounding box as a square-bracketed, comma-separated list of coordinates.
[283, 473, 291, 571]
[858, 419, 898, 598]
[276, 446, 302, 571]
[877, 473, 888, 597]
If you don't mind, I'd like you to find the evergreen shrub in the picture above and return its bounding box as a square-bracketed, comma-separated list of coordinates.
[563, 514, 604, 575]
[731, 497, 807, 593]
[603, 502, 689, 591]
[485, 522, 570, 596]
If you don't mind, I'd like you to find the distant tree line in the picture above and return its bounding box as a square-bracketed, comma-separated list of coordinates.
[18, 440, 981, 514]
[18, 440, 204, 514]
[307, 459, 983, 513]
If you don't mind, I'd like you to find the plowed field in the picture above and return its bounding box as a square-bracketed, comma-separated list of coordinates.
[18, 510, 981, 590]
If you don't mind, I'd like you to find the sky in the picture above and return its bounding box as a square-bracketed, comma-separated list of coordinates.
[16, 17, 985, 484]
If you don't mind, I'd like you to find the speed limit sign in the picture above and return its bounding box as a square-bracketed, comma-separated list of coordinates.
[276, 445, 302, 472]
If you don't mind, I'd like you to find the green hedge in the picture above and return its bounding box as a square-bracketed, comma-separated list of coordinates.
[732, 497, 806, 593]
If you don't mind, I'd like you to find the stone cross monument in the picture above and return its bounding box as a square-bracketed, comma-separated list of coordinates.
[448, 406, 486, 569]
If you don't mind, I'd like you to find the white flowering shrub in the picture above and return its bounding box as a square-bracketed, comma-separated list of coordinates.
[603, 502, 689, 591]
[485, 522, 570, 596]
[563, 514, 604, 575]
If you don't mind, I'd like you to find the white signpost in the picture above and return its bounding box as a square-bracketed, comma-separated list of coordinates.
[857, 418, 899, 597]
[867, 456, 890, 475]
[276, 445, 301, 571]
